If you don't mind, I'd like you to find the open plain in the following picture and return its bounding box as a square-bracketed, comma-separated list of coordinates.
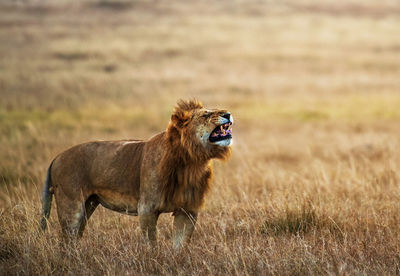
[1, 0, 400, 274]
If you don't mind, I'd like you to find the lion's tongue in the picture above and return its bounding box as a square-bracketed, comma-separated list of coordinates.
[211, 131, 219, 137]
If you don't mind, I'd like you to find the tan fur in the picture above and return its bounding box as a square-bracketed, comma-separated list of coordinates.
[41, 99, 233, 249]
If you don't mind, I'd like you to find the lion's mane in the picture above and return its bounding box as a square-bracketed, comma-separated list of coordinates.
[159, 99, 231, 210]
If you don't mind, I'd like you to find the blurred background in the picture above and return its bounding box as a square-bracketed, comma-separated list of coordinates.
[1, 0, 399, 190]
[1, 0, 400, 274]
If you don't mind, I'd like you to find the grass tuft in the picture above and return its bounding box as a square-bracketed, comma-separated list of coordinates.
[261, 201, 344, 238]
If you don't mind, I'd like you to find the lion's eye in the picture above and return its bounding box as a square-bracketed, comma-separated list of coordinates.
[201, 113, 211, 118]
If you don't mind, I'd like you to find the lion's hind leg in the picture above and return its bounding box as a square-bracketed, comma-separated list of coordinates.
[56, 194, 99, 240]
[78, 195, 99, 237]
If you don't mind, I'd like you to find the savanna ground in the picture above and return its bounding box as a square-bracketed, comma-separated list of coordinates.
[1, 0, 400, 274]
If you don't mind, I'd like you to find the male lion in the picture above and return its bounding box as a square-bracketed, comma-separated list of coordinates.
[40, 99, 233, 249]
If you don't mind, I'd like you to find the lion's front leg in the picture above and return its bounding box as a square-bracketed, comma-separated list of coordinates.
[139, 212, 159, 243]
[173, 210, 197, 250]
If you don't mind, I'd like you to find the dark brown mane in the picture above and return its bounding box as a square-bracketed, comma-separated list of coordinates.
[175, 98, 203, 111]
[159, 99, 212, 210]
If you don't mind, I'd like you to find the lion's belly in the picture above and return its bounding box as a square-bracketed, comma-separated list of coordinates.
[94, 189, 138, 215]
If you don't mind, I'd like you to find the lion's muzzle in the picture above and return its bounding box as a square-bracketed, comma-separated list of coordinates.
[209, 113, 233, 145]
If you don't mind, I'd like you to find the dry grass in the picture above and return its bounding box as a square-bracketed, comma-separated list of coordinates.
[1, 0, 400, 274]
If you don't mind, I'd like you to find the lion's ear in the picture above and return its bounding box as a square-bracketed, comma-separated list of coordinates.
[171, 110, 191, 129]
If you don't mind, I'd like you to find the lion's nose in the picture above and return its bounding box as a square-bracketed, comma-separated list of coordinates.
[222, 113, 231, 120]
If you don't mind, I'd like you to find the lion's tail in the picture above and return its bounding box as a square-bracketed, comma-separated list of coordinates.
[40, 159, 55, 231]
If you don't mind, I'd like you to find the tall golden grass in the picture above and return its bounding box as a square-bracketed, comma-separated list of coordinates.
[1, 0, 400, 274]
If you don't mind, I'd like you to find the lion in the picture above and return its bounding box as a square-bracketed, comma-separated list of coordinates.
[40, 99, 233, 249]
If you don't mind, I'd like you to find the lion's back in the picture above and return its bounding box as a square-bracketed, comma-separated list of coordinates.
[51, 140, 146, 196]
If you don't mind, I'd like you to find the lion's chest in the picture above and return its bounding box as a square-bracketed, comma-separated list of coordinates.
[160, 166, 213, 212]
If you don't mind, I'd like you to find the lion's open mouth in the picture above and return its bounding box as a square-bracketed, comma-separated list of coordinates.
[209, 122, 232, 143]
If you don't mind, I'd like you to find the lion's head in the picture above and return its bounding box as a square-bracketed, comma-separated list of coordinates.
[167, 99, 233, 162]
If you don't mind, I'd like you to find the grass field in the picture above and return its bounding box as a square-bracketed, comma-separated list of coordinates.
[1, 0, 400, 274]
